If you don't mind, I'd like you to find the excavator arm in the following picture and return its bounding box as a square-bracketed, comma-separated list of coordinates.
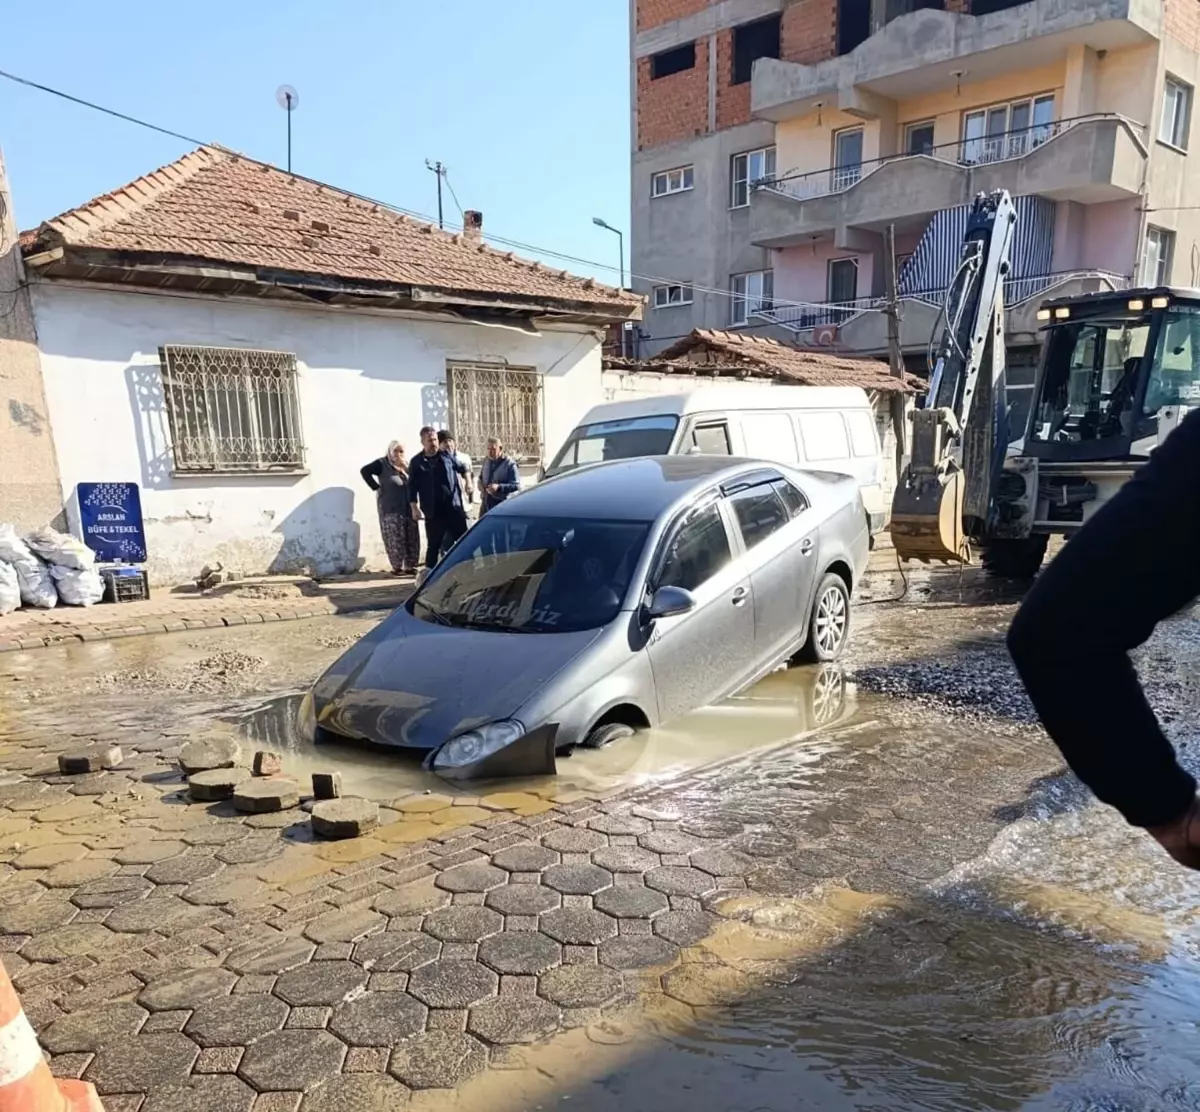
[890, 189, 1018, 563]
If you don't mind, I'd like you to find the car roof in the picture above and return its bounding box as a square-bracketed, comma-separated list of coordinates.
[492, 456, 773, 521]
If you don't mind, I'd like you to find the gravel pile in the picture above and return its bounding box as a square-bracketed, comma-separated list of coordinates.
[315, 634, 358, 650]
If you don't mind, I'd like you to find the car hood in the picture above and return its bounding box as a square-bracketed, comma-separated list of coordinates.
[310, 609, 603, 750]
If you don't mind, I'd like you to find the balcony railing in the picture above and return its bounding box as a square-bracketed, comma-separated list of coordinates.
[756, 114, 1143, 204]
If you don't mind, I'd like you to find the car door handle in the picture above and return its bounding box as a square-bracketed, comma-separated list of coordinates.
[731, 587, 748, 607]
[799, 538, 814, 556]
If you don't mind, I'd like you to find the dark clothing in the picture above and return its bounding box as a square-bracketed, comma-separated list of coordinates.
[360, 457, 410, 514]
[1008, 407, 1200, 830]
[408, 450, 468, 517]
[424, 508, 468, 568]
[480, 455, 520, 513]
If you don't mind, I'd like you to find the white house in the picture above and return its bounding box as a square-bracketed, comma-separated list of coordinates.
[18, 146, 640, 584]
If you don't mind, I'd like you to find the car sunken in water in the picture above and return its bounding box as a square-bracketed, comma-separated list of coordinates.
[296, 455, 869, 778]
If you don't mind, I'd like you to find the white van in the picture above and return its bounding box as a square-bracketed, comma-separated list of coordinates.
[544, 385, 888, 538]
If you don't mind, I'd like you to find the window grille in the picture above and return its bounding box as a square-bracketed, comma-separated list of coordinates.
[446, 362, 542, 463]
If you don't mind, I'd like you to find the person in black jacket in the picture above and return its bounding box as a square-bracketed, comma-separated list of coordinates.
[1008, 407, 1200, 869]
[360, 441, 419, 575]
[408, 425, 469, 568]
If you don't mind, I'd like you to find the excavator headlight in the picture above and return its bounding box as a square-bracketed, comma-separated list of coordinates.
[1036, 308, 1051, 321]
[1152, 296, 1170, 308]
[1054, 307, 1071, 319]
[1128, 299, 1145, 311]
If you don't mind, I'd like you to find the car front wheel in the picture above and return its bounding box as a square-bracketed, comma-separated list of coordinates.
[797, 572, 851, 663]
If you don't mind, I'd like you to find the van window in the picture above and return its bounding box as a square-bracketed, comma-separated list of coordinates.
[690, 422, 732, 454]
[845, 411, 878, 458]
[547, 415, 679, 476]
[798, 412, 850, 462]
[740, 411, 798, 464]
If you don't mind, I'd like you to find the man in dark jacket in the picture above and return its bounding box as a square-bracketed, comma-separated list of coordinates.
[1008, 407, 1200, 869]
[479, 437, 520, 514]
[408, 425, 468, 568]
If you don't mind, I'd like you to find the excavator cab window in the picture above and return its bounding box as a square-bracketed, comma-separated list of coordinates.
[1142, 307, 1200, 419]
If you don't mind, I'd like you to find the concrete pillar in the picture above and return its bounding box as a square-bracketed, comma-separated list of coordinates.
[1061, 44, 1098, 120]
[0, 147, 64, 530]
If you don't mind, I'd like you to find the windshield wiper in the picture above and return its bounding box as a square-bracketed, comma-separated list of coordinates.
[412, 597, 455, 626]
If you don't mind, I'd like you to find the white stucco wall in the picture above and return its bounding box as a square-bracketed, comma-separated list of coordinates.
[32, 283, 607, 585]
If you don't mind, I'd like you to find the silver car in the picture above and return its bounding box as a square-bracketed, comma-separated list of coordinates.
[297, 456, 869, 778]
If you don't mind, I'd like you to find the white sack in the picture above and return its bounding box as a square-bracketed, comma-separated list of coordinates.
[0, 524, 56, 608]
[25, 526, 95, 570]
[0, 561, 19, 616]
[50, 564, 104, 607]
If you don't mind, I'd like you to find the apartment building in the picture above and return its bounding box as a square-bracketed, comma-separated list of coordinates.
[631, 0, 1200, 419]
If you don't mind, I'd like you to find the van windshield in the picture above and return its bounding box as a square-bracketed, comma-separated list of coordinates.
[546, 415, 679, 476]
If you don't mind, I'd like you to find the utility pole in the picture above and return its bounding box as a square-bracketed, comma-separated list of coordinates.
[883, 223, 908, 481]
[425, 160, 446, 229]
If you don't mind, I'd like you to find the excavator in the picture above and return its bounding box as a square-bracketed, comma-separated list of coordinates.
[890, 188, 1200, 578]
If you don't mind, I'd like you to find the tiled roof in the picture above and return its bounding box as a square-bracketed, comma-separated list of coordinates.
[22, 146, 640, 319]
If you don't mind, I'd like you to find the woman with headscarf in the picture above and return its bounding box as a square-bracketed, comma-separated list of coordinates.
[361, 442, 420, 575]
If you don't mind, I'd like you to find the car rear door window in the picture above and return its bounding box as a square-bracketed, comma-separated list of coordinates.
[798, 412, 850, 462]
[729, 483, 790, 549]
[690, 422, 732, 454]
[771, 477, 808, 517]
[658, 503, 733, 592]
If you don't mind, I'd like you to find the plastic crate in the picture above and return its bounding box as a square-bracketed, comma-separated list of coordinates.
[100, 567, 150, 604]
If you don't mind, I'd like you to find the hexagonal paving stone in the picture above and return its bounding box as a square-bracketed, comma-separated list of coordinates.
[538, 964, 624, 1009]
[300, 1073, 411, 1111]
[591, 846, 661, 874]
[13, 842, 87, 869]
[394, 792, 454, 814]
[407, 960, 498, 1008]
[84, 1033, 200, 1094]
[41, 1002, 148, 1054]
[598, 936, 679, 970]
[423, 906, 503, 943]
[183, 993, 288, 1047]
[652, 909, 717, 947]
[274, 960, 367, 1007]
[490, 844, 559, 872]
[477, 932, 561, 976]
[484, 884, 561, 917]
[354, 931, 441, 973]
[689, 847, 757, 877]
[70, 875, 152, 909]
[731, 831, 797, 858]
[372, 879, 450, 918]
[467, 995, 559, 1044]
[43, 858, 119, 888]
[238, 1029, 346, 1093]
[145, 854, 224, 886]
[139, 967, 237, 1012]
[140, 1075, 256, 1112]
[593, 886, 669, 920]
[182, 874, 266, 906]
[179, 736, 240, 776]
[541, 827, 606, 854]
[328, 991, 428, 1044]
[303, 908, 385, 945]
[233, 779, 301, 814]
[539, 908, 617, 946]
[588, 813, 652, 836]
[388, 1031, 488, 1089]
[0, 897, 77, 935]
[543, 863, 612, 896]
[638, 830, 703, 855]
[112, 840, 187, 866]
[22, 923, 117, 962]
[104, 894, 196, 933]
[226, 936, 316, 976]
[644, 866, 716, 898]
[434, 863, 508, 894]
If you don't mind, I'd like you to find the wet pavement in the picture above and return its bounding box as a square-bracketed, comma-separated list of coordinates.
[1, 565, 1200, 1110]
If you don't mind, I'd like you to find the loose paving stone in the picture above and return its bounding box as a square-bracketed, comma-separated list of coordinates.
[490, 845, 558, 872]
[541, 827, 606, 854]
[253, 751, 284, 777]
[112, 840, 186, 866]
[13, 842, 86, 869]
[434, 863, 507, 894]
[372, 880, 450, 918]
[598, 936, 679, 970]
[594, 886, 669, 920]
[388, 1031, 488, 1089]
[139, 966, 238, 1012]
[300, 1073, 411, 1112]
[104, 894, 196, 933]
[407, 960, 498, 1008]
[179, 737, 241, 776]
[227, 937, 316, 976]
[329, 991, 429, 1044]
[690, 847, 757, 877]
[467, 995, 559, 1044]
[274, 961, 367, 1007]
[537, 964, 624, 1009]
[543, 863, 612, 896]
[84, 1032, 200, 1094]
[21, 922, 117, 962]
[310, 797, 378, 840]
[485, 884, 560, 917]
[354, 932, 441, 973]
[58, 744, 123, 775]
[41, 1002, 148, 1054]
[653, 909, 717, 947]
[70, 876, 152, 909]
[140, 1074, 257, 1112]
[233, 779, 300, 814]
[589, 813, 652, 836]
[478, 932, 561, 976]
[0, 897, 77, 934]
[238, 1029, 346, 1093]
[678, 818, 744, 839]
[302, 908, 385, 945]
[539, 908, 618, 946]
[645, 866, 716, 898]
[145, 854, 223, 885]
[311, 772, 341, 800]
[188, 768, 251, 802]
[422, 906, 503, 943]
[592, 846, 661, 874]
[185, 993, 289, 1047]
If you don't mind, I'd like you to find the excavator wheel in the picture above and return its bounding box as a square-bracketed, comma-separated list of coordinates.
[979, 535, 1048, 581]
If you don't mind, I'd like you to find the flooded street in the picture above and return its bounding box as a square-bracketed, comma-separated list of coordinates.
[3, 569, 1200, 1110]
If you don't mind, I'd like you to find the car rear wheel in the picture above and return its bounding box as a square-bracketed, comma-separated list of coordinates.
[580, 722, 636, 750]
[796, 573, 851, 664]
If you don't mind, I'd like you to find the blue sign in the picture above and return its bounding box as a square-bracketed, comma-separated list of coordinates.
[77, 483, 147, 563]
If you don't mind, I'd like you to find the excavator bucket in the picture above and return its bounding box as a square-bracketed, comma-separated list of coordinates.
[889, 465, 968, 564]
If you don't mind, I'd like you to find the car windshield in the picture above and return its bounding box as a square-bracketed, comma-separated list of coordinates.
[411, 514, 652, 633]
[546, 415, 678, 476]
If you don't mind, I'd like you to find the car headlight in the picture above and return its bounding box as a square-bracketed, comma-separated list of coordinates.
[434, 720, 526, 769]
[296, 691, 317, 743]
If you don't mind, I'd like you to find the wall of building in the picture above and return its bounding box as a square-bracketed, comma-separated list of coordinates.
[31, 283, 606, 585]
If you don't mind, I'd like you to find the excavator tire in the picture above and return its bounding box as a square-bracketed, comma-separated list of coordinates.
[979, 535, 1048, 581]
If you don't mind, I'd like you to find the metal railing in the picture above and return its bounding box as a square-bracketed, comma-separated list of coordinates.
[756, 114, 1143, 204]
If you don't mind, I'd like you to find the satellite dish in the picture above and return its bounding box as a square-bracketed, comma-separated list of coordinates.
[276, 85, 299, 111]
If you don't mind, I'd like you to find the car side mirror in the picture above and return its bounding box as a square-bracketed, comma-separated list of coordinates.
[646, 585, 696, 620]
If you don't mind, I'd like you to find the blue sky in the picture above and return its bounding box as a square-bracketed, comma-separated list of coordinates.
[1, 0, 631, 284]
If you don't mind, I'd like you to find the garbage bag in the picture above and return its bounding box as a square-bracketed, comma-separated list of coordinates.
[50, 564, 103, 607]
[0, 561, 19, 616]
[0, 524, 55, 608]
[25, 526, 95, 570]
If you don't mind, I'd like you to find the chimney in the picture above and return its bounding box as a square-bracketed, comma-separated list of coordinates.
[463, 210, 483, 243]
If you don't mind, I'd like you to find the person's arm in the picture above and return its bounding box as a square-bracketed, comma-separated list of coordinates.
[408, 456, 424, 517]
[453, 456, 468, 477]
[360, 459, 382, 491]
[495, 460, 520, 495]
[1007, 407, 1200, 829]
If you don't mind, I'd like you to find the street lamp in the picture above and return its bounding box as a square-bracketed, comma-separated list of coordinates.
[592, 217, 625, 291]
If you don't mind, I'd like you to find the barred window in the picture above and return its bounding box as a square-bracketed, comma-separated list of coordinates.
[158, 345, 306, 473]
[446, 362, 542, 464]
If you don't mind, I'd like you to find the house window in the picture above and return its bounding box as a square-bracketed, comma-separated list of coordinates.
[731, 147, 777, 207]
[158, 345, 305, 473]
[732, 14, 781, 85]
[905, 120, 936, 155]
[652, 42, 696, 79]
[1161, 76, 1192, 150]
[961, 95, 1055, 164]
[1141, 226, 1175, 286]
[731, 270, 774, 325]
[446, 362, 542, 463]
[653, 283, 694, 308]
[827, 258, 859, 304]
[832, 127, 864, 190]
[651, 166, 695, 197]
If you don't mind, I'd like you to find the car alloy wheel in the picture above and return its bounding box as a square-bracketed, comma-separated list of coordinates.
[811, 664, 846, 726]
[814, 583, 848, 657]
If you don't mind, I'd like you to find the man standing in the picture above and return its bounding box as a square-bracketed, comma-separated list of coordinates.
[479, 437, 520, 514]
[438, 431, 475, 515]
[408, 425, 469, 569]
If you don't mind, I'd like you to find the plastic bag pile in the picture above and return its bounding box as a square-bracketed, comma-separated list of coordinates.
[0, 524, 104, 611]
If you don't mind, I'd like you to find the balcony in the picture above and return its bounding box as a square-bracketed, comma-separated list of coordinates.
[749, 114, 1147, 248]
